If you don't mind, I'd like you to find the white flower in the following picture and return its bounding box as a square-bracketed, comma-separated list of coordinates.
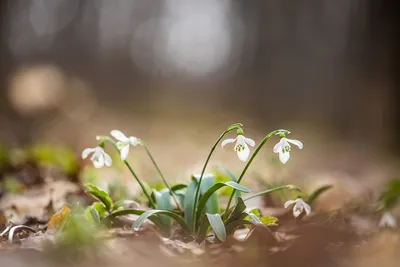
[221, 134, 255, 162]
[110, 130, 138, 160]
[379, 212, 397, 229]
[273, 137, 303, 164]
[82, 146, 112, 168]
[284, 198, 311, 218]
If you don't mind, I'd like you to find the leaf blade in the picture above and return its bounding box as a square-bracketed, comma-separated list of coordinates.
[184, 178, 199, 232]
[206, 213, 226, 241]
[132, 210, 190, 234]
[196, 182, 250, 222]
[84, 183, 113, 211]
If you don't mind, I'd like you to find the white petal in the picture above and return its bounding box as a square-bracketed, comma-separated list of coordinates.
[284, 200, 296, 209]
[237, 145, 250, 162]
[379, 212, 397, 229]
[129, 136, 138, 146]
[298, 199, 311, 215]
[279, 151, 290, 164]
[110, 130, 129, 142]
[120, 144, 130, 160]
[236, 135, 246, 145]
[81, 148, 95, 159]
[293, 205, 303, 218]
[244, 137, 255, 147]
[103, 152, 112, 167]
[273, 141, 282, 153]
[92, 155, 105, 168]
[221, 138, 236, 148]
[286, 138, 303, 149]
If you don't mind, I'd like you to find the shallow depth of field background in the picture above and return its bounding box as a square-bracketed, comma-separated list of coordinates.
[0, 1, 399, 193]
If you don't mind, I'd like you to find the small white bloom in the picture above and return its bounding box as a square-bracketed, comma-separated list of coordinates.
[273, 137, 303, 164]
[110, 130, 138, 160]
[284, 198, 311, 218]
[82, 146, 112, 168]
[379, 211, 397, 229]
[221, 134, 255, 162]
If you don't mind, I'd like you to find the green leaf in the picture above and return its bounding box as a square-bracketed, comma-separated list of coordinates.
[196, 215, 211, 241]
[199, 174, 219, 214]
[225, 220, 254, 234]
[174, 191, 186, 208]
[244, 212, 262, 224]
[171, 184, 187, 191]
[101, 209, 166, 232]
[184, 178, 199, 231]
[152, 189, 173, 231]
[196, 182, 250, 223]
[216, 166, 241, 201]
[306, 185, 333, 205]
[92, 202, 108, 217]
[112, 200, 138, 211]
[84, 183, 113, 211]
[378, 179, 400, 210]
[259, 216, 278, 226]
[206, 213, 226, 241]
[86, 206, 101, 224]
[243, 211, 278, 226]
[225, 197, 247, 225]
[247, 208, 261, 218]
[133, 210, 190, 234]
[102, 209, 144, 225]
[243, 185, 301, 202]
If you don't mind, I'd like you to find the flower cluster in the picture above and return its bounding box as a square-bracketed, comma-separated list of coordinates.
[83, 128, 304, 167]
[82, 130, 139, 168]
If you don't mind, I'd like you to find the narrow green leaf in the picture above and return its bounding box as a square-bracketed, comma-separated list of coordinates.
[225, 197, 247, 225]
[225, 220, 254, 234]
[243, 185, 301, 202]
[84, 183, 113, 211]
[206, 213, 226, 241]
[112, 200, 138, 211]
[184, 178, 199, 231]
[102, 209, 145, 225]
[196, 182, 250, 223]
[171, 184, 187, 191]
[101, 208, 166, 231]
[306, 185, 333, 205]
[133, 210, 190, 234]
[196, 215, 210, 241]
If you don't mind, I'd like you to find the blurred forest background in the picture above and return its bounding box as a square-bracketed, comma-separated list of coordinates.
[0, 0, 399, 181]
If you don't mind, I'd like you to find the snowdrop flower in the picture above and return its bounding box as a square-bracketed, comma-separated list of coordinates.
[273, 136, 303, 164]
[221, 133, 255, 162]
[82, 146, 112, 168]
[110, 130, 139, 160]
[284, 198, 311, 218]
[379, 211, 397, 229]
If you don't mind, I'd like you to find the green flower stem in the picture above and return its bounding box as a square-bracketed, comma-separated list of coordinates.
[223, 129, 289, 219]
[242, 185, 300, 202]
[123, 160, 156, 208]
[99, 137, 156, 209]
[191, 123, 243, 231]
[139, 139, 182, 212]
